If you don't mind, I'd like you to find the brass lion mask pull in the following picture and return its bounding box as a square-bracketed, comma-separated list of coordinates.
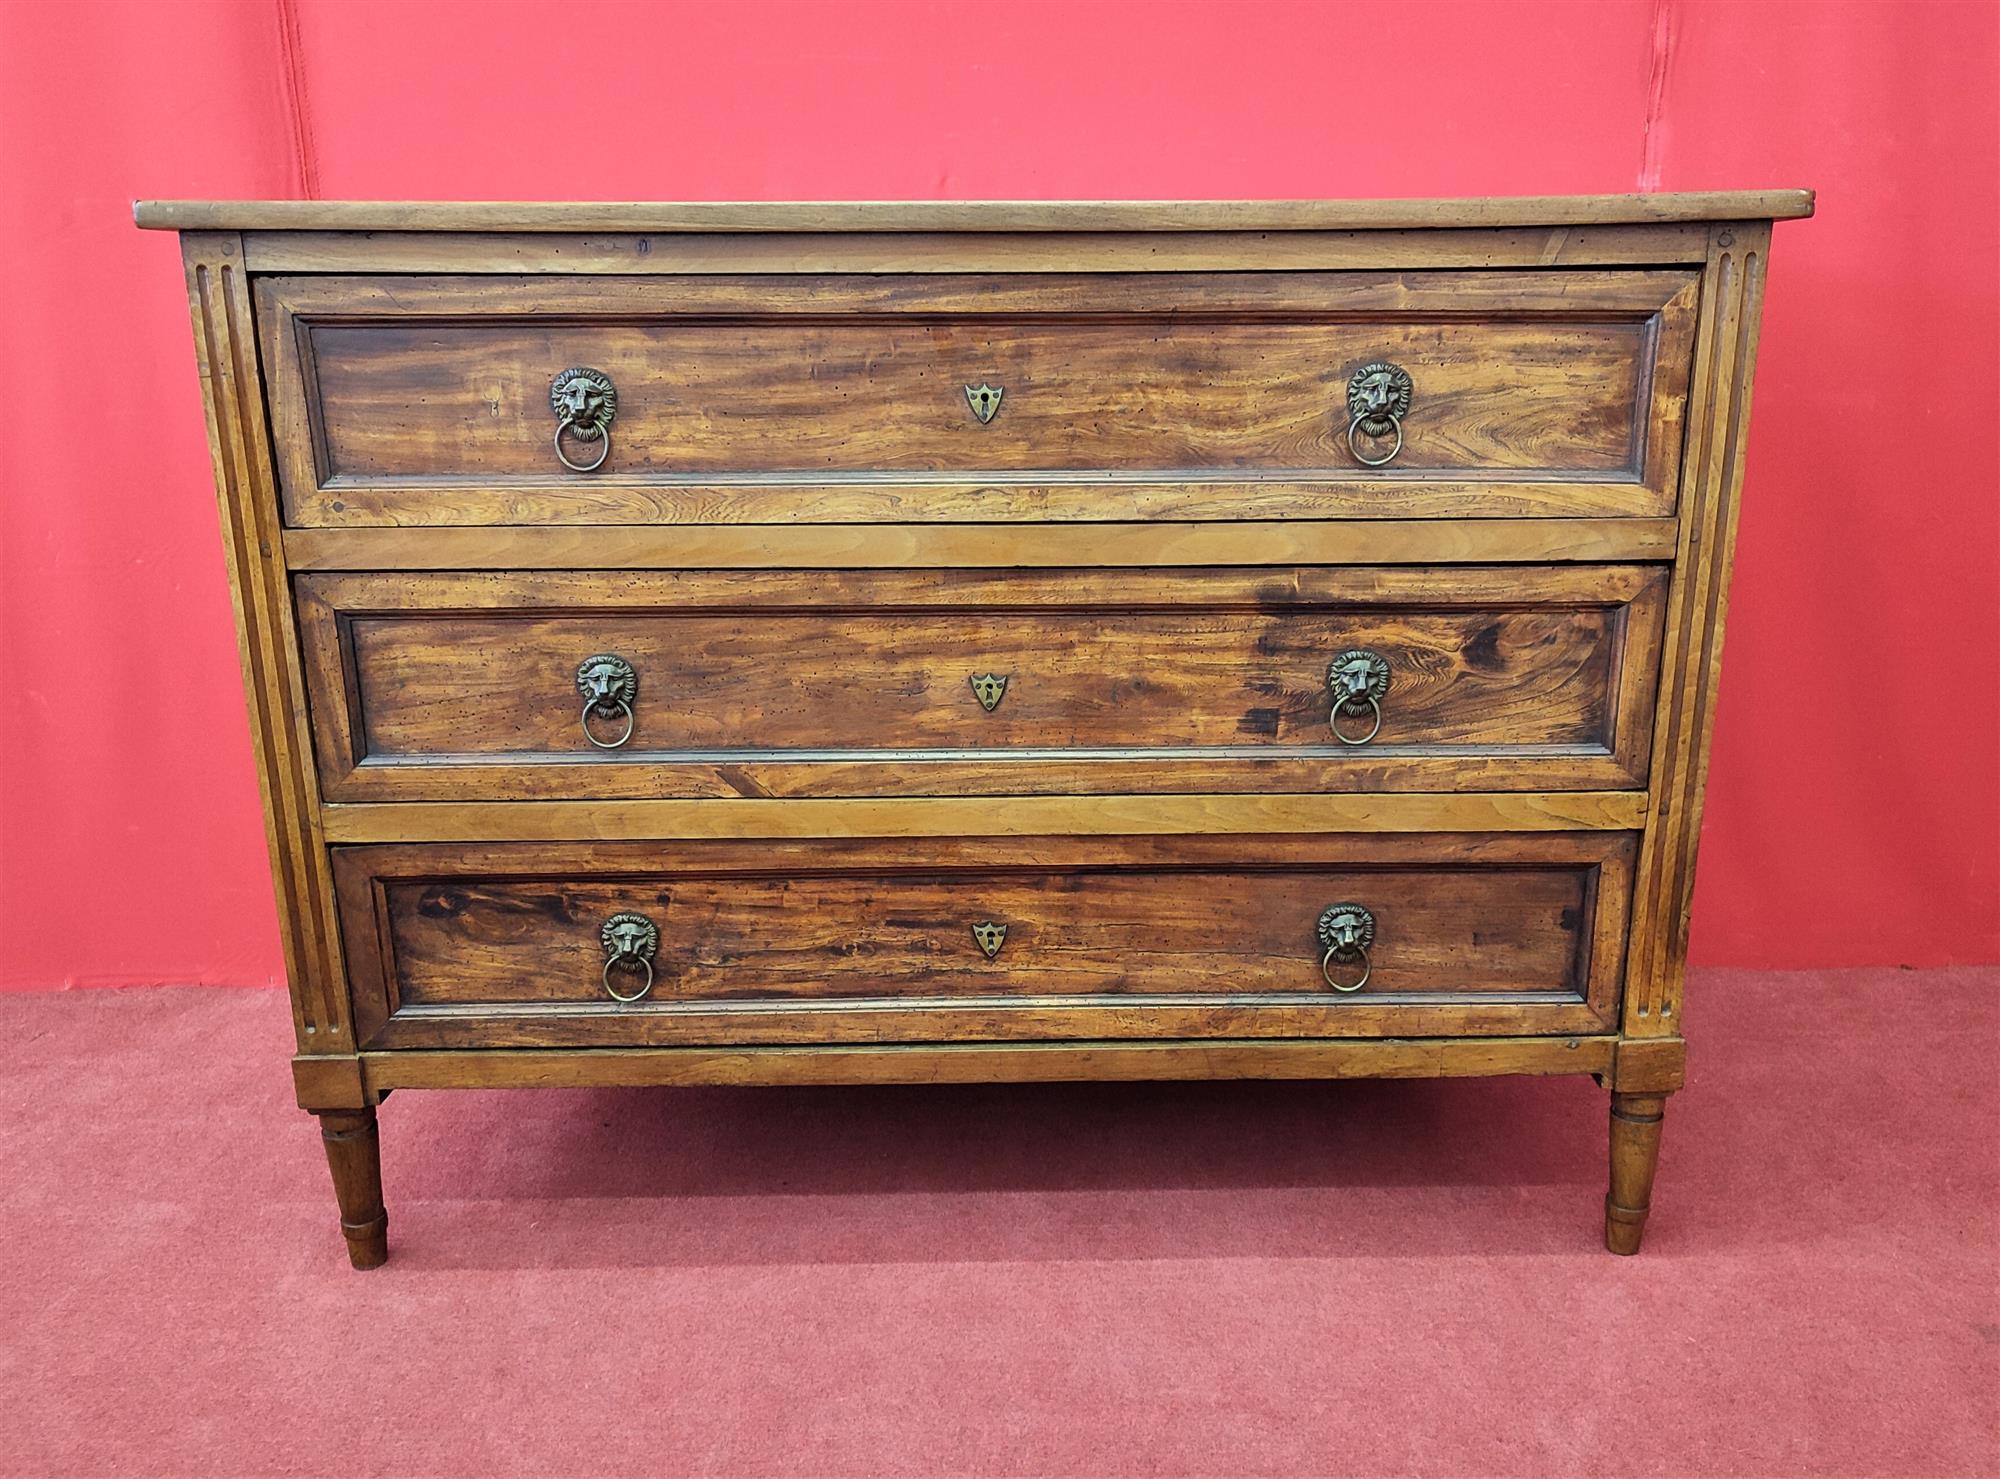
[551, 367, 618, 472]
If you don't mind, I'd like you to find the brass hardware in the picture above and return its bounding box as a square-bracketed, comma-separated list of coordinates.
[600, 911, 660, 1002]
[971, 921, 1008, 959]
[1345, 361, 1412, 467]
[1327, 649, 1390, 746]
[968, 673, 1010, 712]
[964, 383, 1004, 424]
[551, 367, 617, 472]
[576, 653, 638, 750]
[1316, 903, 1375, 992]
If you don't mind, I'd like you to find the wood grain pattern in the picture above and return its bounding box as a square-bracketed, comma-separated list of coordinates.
[330, 832, 1634, 1048]
[237, 225, 1720, 275]
[309, 318, 1647, 475]
[134, 192, 1816, 232]
[295, 566, 1667, 801]
[257, 271, 1697, 526]
[179, 234, 352, 1051]
[1611, 1036, 1686, 1094]
[358, 1035, 1618, 1092]
[315, 790, 1651, 844]
[280, 519, 1684, 570]
[1622, 225, 1772, 1035]
[291, 1054, 367, 1110]
[316, 1109, 388, 1269]
[1604, 1092, 1667, 1254]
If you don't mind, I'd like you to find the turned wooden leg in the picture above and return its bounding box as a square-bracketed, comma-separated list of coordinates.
[1604, 1092, 1666, 1255]
[316, 1108, 388, 1269]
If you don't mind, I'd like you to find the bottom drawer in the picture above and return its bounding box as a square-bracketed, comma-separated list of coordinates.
[333, 833, 1634, 1049]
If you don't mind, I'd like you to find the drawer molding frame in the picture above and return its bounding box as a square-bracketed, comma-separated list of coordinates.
[330, 832, 1635, 1051]
[295, 565, 1669, 803]
[256, 270, 1698, 527]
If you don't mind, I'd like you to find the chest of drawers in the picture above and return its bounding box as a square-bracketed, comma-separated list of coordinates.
[140, 194, 1810, 1266]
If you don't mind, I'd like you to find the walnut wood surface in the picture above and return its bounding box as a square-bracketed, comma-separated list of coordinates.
[179, 235, 352, 1052]
[315, 791, 1650, 845]
[1611, 1036, 1687, 1094]
[238, 225, 1720, 275]
[331, 832, 1633, 1049]
[1623, 225, 1772, 1035]
[258, 272, 1695, 525]
[280, 519, 1683, 570]
[356, 1035, 1618, 1093]
[134, 192, 1815, 232]
[315, 1109, 387, 1269]
[149, 199, 1801, 1261]
[296, 566, 1666, 800]
[1605, 1092, 1667, 1254]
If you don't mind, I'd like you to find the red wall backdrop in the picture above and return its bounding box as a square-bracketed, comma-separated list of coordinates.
[1, 0, 1994, 989]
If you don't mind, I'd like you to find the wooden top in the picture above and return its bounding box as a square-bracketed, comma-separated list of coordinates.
[133, 192, 1813, 234]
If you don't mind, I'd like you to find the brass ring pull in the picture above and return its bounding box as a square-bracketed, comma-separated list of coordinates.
[1327, 649, 1391, 747]
[551, 367, 617, 474]
[1320, 942, 1372, 992]
[1329, 691, 1384, 746]
[1345, 413, 1403, 468]
[1316, 903, 1375, 993]
[1345, 361, 1412, 468]
[576, 654, 638, 751]
[602, 952, 654, 1002]
[579, 697, 636, 750]
[600, 912, 660, 1003]
[554, 421, 612, 473]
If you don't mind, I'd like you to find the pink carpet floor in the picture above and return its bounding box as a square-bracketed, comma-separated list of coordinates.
[3, 968, 1995, 1477]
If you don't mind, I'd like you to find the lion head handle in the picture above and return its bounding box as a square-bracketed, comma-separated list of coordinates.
[600, 912, 660, 962]
[1345, 362, 1413, 436]
[575, 653, 637, 713]
[1317, 904, 1376, 955]
[550, 367, 617, 441]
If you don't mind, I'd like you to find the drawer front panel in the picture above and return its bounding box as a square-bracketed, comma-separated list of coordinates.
[298, 567, 1666, 800]
[333, 833, 1634, 1048]
[259, 271, 1698, 526]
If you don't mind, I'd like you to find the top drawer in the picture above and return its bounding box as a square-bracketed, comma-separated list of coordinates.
[256, 271, 1699, 528]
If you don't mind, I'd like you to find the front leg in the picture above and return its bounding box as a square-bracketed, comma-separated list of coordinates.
[1604, 1091, 1667, 1254]
[316, 1108, 388, 1269]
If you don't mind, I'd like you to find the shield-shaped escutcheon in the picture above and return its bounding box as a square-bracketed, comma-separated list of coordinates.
[968, 673, 1010, 711]
[970, 921, 1008, 959]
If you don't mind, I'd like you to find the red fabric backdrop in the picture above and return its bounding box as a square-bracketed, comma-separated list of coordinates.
[1, 0, 1994, 989]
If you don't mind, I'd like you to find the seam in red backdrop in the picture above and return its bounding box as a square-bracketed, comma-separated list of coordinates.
[274, 0, 322, 200]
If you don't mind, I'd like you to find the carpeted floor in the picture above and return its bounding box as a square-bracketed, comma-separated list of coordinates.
[2, 969, 1995, 1477]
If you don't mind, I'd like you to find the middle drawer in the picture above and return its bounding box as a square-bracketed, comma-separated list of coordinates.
[297, 565, 1666, 801]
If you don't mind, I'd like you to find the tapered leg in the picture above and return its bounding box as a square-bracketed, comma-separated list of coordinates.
[1604, 1092, 1666, 1255]
[316, 1108, 388, 1269]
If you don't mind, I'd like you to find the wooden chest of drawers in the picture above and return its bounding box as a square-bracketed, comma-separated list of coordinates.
[140, 193, 1810, 1265]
